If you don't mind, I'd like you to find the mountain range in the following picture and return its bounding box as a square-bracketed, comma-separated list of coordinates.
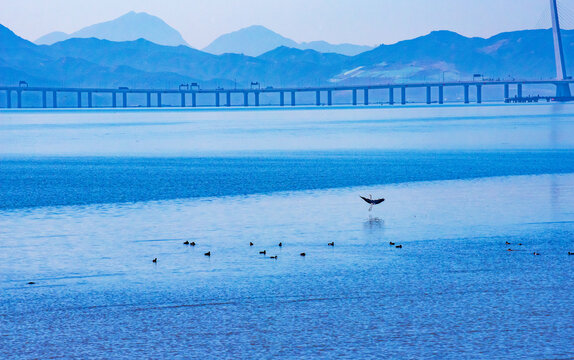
[35, 12, 189, 47]
[33, 12, 372, 56]
[2, 21, 573, 93]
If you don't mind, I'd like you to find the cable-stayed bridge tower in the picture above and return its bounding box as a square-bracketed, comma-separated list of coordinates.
[550, 0, 572, 97]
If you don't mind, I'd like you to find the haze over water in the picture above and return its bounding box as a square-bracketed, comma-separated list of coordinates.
[1, 103, 574, 358]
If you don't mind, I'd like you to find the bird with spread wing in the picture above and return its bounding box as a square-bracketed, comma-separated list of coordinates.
[360, 194, 385, 211]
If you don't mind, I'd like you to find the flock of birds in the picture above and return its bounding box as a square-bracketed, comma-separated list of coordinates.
[150, 238, 407, 264]
[505, 241, 574, 256]
[504, 241, 536, 254]
[149, 239, 574, 263]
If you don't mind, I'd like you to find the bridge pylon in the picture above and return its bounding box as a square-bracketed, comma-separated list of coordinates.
[550, 0, 572, 97]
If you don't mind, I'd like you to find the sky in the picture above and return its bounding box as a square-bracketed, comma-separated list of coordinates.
[0, 0, 566, 48]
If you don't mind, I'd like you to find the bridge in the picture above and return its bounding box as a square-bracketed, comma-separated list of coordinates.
[2, 79, 574, 109]
[1, 0, 572, 109]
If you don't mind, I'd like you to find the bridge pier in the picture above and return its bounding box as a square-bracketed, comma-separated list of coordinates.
[122, 92, 127, 108]
[476, 85, 482, 104]
[316, 91, 321, 106]
[464, 85, 469, 104]
[181, 93, 186, 107]
[215, 93, 220, 107]
[112, 92, 117, 107]
[291, 91, 296, 106]
[227, 92, 231, 107]
[88, 92, 92, 108]
[401, 87, 406, 105]
[6, 90, 11, 108]
[280, 91, 284, 106]
[352, 89, 357, 105]
[42, 91, 47, 108]
[556, 82, 572, 97]
[504, 84, 509, 99]
[389, 88, 394, 105]
[517, 84, 523, 98]
[244, 92, 249, 106]
[53, 91, 57, 108]
[76, 91, 81, 108]
[255, 92, 260, 106]
[364, 89, 369, 105]
[146, 92, 151, 107]
[17, 90, 22, 108]
[192, 93, 197, 107]
[438, 85, 444, 104]
[157, 93, 162, 107]
[426, 87, 431, 104]
[328, 90, 332, 106]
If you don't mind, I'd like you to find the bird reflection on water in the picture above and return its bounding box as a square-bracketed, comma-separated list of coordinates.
[363, 216, 385, 232]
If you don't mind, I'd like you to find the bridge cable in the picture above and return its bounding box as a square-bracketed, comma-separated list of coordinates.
[535, 4, 551, 29]
[557, 0, 574, 29]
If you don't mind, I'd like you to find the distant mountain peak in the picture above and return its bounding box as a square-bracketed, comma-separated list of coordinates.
[35, 11, 189, 47]
[203, 25, 297, 56]
[203, 25, 373, 56]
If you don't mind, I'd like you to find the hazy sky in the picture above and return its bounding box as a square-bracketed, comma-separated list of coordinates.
[0, 0, 565, 48]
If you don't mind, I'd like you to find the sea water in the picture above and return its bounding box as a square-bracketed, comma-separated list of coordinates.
[1, 104, 573, 358]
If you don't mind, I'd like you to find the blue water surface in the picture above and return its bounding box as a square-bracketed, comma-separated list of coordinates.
[1, 104, 574, 359]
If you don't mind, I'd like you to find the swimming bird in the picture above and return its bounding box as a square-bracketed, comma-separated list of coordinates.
[507, 249, 513, 252]
[389, 242, 395, 246]
[278, 242, 283, 247]
[27, 282, 35, 285]
[152, 258, 157, 263]
[328, 242, 334, 246]
[395, 245, 402, 249]
[260, 250, 266, 255]
[204, 251, 211, 257]
[250, 242, 254, 246]
[270, 256, 278, 259]
[533, 252, 540, 256]
[569, 252, 574, 256]
[505, 241, 511, 245]
[190, 242, 196, 246]
[183, 241, 190, 245]
[360, 194, 385, 211]
[300, 252, 306, 257]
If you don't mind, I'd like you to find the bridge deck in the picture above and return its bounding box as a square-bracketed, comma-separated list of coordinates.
[1, 79, 572, 95]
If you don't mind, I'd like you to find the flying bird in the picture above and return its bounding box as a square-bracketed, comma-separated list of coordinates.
[360, 194, 385, 211]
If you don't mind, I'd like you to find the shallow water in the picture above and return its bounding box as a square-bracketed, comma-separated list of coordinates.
[1, 103, 573, 156]
[1, 104, 574, 358]
[1, 174, 574, 359]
